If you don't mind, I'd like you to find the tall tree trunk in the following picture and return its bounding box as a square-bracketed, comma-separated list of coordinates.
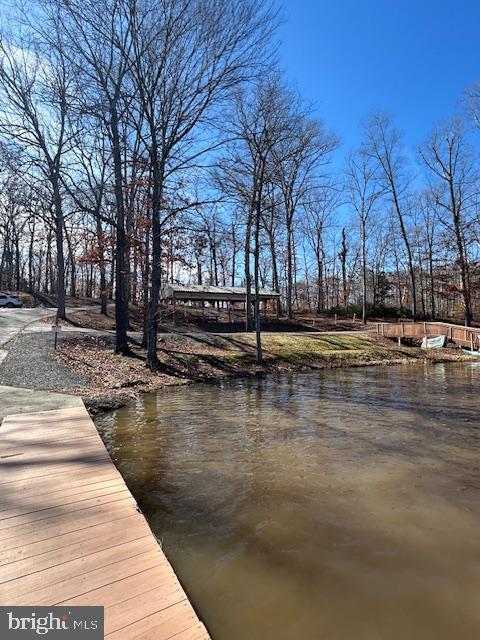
[361, 219, 367, 323]
[52, 178, 66, 320]
[244, 214, 253, 331]
[418, 250, 426, 319]
[45, 231, 52, 294]
[393, 196, 417, 319]
[428, 250, 435, 319]
[14, 236, 21, 291]
[141, 198, 151, 348]
[303, 247, 311, 311]
[210, 234, 219, 286]
[339, 228, 348, 311]
[64, 224, 76, 298]
[268, 233, 281, 317]
[286, 220, 293, 319]
[196, 256, 203, 285]
[254, 194, 263, 364]
[450, 182, 472, 325]
[231, 223, 237, 287]
[316, 255, 323, 314]
[110, 105, 130, 354]
[28, 224, 35, 294]
[146, 135, 164, 369]
[96, 217, 108, 315]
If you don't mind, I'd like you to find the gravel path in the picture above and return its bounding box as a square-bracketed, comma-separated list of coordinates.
[0, 332, 90, 391]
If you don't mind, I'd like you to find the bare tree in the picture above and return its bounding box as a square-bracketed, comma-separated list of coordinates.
[365, 113, 417, 319]
[420, 118, 478, 326]
[338, 227, 348, 311]
[62, 127, 114, 315]
[218, 79, 290, 362]
[346, 149, 383, 323]
[303, 185, 338, 313]
[42, 0, 134, 352]
[273, 101, 338, 318]
[261, 184, 283, 315]
[418, 192, 438, 318]
[0, 26, 77, 318]
[128, 0, 277, 368]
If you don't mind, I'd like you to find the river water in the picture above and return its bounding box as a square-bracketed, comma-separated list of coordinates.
[96, 364, 480, 640]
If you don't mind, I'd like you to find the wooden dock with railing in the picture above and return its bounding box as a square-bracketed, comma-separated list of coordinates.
[376, 321, 480, 350]
[0, 406, 211, 640]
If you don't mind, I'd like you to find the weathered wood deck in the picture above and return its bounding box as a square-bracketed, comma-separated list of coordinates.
[376, 320, 480, 349]
[0, 406, 211, 640]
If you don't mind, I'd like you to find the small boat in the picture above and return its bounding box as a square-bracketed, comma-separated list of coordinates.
[462, 348, 480, 357]
[421, 335, 447, 349]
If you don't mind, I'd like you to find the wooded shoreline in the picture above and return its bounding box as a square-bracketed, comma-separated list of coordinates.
[50, 333, 474, 415]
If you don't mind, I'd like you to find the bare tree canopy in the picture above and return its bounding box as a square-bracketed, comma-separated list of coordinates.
[1, 0, 480, 368]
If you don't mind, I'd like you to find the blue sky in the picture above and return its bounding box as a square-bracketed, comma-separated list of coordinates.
[278, 0, 479, 160]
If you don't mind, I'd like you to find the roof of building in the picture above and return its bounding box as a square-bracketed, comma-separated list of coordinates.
[161, 283, 280, 299]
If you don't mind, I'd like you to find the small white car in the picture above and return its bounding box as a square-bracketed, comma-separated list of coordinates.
[0, 293, 23, 308]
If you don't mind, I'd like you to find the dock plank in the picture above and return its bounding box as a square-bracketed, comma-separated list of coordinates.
[0, 501, 138, 546]
[0, 489, 134, 530]
[106, 602, 198, 640]
[8, 550, 165, 606]
[0, 521, 150, 581]
[59, 564, 179, 607]
[0, 480, 128, 520]
[0, 514, 142, 565]
[0, 407, 211, 639]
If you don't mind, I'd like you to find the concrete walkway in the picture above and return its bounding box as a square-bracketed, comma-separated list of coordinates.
[0, 308, 55, 349]
[0, 305, 104, 347]
[0, 385, 84, 422]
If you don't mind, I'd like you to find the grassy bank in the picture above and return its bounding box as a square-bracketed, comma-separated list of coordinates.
[52, 332, 473, 413]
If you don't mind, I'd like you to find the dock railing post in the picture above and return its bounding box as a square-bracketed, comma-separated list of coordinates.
[397, 322, 404, 345]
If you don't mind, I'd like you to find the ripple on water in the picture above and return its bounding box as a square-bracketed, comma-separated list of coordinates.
[96, 364, 480, 640]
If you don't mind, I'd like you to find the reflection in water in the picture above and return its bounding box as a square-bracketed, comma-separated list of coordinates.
[96, 364, 480, 640]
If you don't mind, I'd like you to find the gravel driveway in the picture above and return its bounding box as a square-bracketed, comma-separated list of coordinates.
[0, 332, 90, 391]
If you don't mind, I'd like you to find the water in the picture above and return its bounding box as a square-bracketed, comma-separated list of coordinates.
[96, 364, 480, 640]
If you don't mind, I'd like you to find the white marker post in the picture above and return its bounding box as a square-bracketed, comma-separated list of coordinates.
[51, 320, 63, 350]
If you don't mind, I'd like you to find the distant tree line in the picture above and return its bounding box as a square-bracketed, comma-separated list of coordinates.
[0, 0, 480, 369]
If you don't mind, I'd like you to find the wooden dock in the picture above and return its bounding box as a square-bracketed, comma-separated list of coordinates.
[376, 320, 480, 350]
[0, 406, 211, 640]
